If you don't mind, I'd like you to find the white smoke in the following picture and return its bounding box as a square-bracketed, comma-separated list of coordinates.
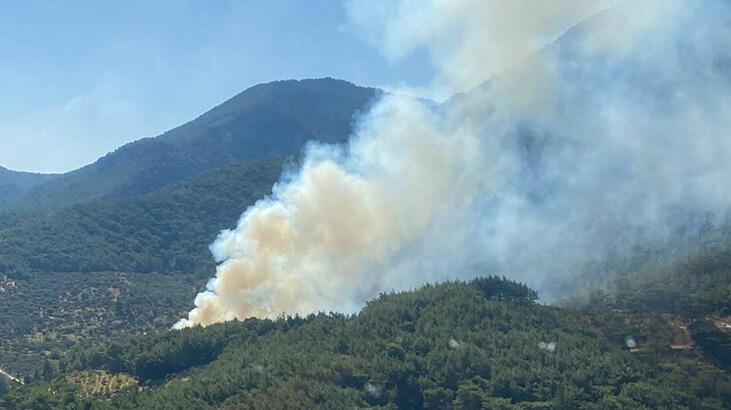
[176, 97, 486, 326]
[176, 0, 731, 327]
[344, 0, 615, 99]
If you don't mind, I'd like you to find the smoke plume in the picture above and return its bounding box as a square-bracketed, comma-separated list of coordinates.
[176, 0, 731, 328]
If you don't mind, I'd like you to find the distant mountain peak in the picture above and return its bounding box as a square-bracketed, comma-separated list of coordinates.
[6, 78, 380, 213]
[0, 166, 57, 209]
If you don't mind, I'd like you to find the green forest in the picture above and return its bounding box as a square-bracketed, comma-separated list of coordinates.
[0, 158, 287, 375]
[0, 158, 285, 276]
[1, 155, 730, 408]
[1, 276, 729, 409]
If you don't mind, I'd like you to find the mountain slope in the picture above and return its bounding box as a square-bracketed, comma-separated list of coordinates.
[2, 278, 729, 409]
[0, 157, 286, 276]
[9, 78, 379, 212]
[0, 167, 55, 210]
[0, 158, 287, 376]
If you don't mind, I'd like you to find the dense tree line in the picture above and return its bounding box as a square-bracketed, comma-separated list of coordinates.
[2, 277, 729, 409]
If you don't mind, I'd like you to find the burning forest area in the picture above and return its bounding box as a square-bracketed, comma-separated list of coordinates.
[1, 0, 731, 408]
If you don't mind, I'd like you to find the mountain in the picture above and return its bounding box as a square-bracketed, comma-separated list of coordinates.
[0, 157, 285, 276]
[7, 78, 380, 213]
[0, 77, 380, 378]
[2, 277, 729, 408]
[0, 159, 287, 375]
[0, 167, 55, 210]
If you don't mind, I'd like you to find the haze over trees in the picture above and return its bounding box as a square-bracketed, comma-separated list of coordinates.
[0, 79, 376, 377]
[2, 277, 730, 409]
[0, 167, 56, 210]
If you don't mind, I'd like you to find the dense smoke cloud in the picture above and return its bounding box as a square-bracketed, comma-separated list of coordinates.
[175, 97, 485, 326]
[176, 0, 731, 327]
[344, 0, 615, 98]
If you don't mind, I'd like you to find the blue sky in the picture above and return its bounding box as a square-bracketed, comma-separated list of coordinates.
[0, 0, 432, 173]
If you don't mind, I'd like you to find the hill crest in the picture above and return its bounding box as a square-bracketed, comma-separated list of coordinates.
[6, 78, 379, 213]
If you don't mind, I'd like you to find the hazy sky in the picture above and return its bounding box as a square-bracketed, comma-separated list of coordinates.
[0, 0, 432, 173]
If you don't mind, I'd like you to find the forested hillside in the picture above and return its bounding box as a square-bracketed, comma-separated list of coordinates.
[0, 158, 285, 276]
[0, 158, 285, 376]
[572, 245, 731, 376]
[2, 277, 729, 409]
[578, 245, 731, 318]
[0, 167, 55, 210]
[0, 78, 378, 384]
[3, 0, 731, 406]
[2, 157, 731, 407]
[0, 80, 373, 378]
[0, 271, 201, 377]
[7, 78, 378, 212]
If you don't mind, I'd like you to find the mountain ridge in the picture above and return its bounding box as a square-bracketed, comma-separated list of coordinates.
[0, 166, 56, 210]
[5, 78, 380, 213]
